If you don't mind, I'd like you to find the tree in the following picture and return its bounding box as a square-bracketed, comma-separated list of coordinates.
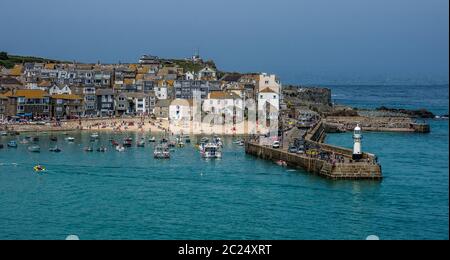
[0, 52, 8, 60]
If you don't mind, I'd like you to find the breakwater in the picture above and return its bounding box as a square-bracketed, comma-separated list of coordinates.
[245, 120, 382, 180]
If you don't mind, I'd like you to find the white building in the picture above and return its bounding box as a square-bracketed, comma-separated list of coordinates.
[203, 91, 244, 118]
[198, 66, 217, 80]
[169, 99, 192, 121]
[258, 73, 281, 94]
[155, 81, 169, 100]
[258, 87, 280, 120]
[185, 71, 195, 80]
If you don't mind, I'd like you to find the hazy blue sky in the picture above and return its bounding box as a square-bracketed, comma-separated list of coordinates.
[0, 0, 448, 84]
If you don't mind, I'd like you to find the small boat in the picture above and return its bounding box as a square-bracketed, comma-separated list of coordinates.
[116, 145, 125, 152]
[90, 133, 99, 139]
[50, 136, 58, 142]
[148, 136, 156, 142]
[65, 137, 75, 142]
[177, 141, 185, 148]
[84, 147, 94, 152]
[200, 143, 222, 159]
[123, 140, 133, 147]
[233, 138, 243, 144]
[111, 140, 119, 146]
[28, 145, 41, 153]
[7, 141, 17, 148]
[160, 138, 168, 143]
[200, 137, 209, 143]
[97, 147, 107, 152]
[0, 131, 8, 136]
[137, 140, 145, 147]
[168, 141, 176, 148]
[238, 140, 245, 146]
[49, 146, 62, 153]
[20, 139, 29, 144]
[276, 160, 288, 167]
[34, 165, 46, 172]
[154, 145, 170, 159]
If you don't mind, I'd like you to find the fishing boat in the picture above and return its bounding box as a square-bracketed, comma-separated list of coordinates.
[123, 139, 133, 147]
[148, 136, 156, 142]
[90, 133, 99, 139]
[65, 137, 75, 142]
[84, 146, 94, 152]
[28, 145, 41, 153]
[154, 145, 170, 159]
[137, 139, 145, 147]
[233, 138, 243, 144]
[97, 146, 107, 152]
[200, 143, 222, 159]
[7, 141, 17, 148]
[20, 139, 29, 144]
[116, 145, 125, 152]
[50, 136, 58, 142]
[213, 136, 223, 146]
[49, 146, 62, 153]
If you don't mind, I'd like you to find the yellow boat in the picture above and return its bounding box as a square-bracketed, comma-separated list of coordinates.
[33, 165, 46, 172]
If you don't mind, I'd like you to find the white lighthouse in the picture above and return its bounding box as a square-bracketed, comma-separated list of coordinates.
[352, 124, 363, 160]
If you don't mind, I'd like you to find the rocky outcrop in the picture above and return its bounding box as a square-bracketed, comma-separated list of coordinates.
[283, 86, 332, 106]
[375, 106, 435, 119]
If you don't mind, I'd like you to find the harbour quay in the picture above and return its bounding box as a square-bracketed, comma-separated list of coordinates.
[245, 120, 382, 180]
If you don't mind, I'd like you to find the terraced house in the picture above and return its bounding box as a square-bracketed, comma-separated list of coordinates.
[51, 94, 83, 119]
[4, 89, 51, 118]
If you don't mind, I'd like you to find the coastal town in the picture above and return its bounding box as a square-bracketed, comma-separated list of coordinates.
[0, 51, 438, 179]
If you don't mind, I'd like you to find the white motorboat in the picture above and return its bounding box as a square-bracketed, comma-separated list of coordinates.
[65, 137, 75, 142]
[200, 143, 222, 159]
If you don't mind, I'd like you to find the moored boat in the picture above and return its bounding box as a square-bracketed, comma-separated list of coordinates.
[28, 145, 41, 153]
[154, 145, 170, 159]
[65, 137, 75, 142]
[97, 146, 107, 152]
[148, 136, 156, 142]
[84, 146, 94, 152]
[49, 146, 62, 153]
[7, 141, 17, 148]
[116, 145, 125, 152]
[200, 143, 222, 159]
[50, 136, 58, 142]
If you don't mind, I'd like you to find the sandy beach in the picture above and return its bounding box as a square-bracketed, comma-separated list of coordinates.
[1, 117, 170, 134]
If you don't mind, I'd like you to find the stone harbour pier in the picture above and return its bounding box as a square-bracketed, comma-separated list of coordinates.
[245, 120, 383, 180]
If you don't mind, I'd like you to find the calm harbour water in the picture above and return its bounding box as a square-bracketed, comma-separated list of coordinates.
[0, 85, 448, 240]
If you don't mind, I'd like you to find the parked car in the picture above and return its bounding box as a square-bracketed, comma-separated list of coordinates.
[272, 141, 280, 149]
[288, 145, 298, 153]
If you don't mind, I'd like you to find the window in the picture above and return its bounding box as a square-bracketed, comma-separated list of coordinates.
[17, 105, 24, 111]
[57, 99, 63, 105]
[260, 95, 263, 99]
[18, 97, 25, 103]
[44, 106, 49, 112]
[265, 81, 269, 84]
[273, 95, 277, 99]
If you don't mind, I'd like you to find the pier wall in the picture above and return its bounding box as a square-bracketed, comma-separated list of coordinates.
[245, 142, 382, 180]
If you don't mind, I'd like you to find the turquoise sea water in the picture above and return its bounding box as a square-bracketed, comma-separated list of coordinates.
[0, 85, 448, 240]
